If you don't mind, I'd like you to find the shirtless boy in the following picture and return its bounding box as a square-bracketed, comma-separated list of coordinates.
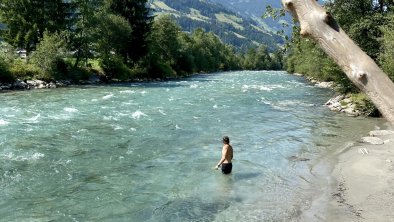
[215, 136, 233, 174]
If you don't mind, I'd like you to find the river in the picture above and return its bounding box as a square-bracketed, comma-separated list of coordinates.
[0, 71, 383, 221]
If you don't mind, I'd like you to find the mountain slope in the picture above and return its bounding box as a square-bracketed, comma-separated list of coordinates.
[148, 0, 284, 51]
[209, 0, 291, 33]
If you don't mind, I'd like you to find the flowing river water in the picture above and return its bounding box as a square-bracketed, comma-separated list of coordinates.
[0, 71, 384, 221]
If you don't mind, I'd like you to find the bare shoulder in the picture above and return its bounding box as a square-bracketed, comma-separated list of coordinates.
[223, 144, 230, 149]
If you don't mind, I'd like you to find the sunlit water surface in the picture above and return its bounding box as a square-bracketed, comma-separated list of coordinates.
[0, 71, 383, 221]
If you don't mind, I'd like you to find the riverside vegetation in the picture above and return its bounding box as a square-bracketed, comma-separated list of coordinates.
[0, 0, 283, 89]
[284, 0, 394, 117]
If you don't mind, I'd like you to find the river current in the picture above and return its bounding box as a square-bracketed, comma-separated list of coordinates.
[0, 71, 383, 221]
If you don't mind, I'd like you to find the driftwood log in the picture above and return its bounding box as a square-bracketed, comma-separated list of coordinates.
[282, 0, 394, 123]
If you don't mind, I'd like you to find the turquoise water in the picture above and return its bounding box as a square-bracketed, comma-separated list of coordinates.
[0, 71, 382, 221]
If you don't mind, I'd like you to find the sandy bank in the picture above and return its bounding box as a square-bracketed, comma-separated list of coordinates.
[303, 124, 394, 221]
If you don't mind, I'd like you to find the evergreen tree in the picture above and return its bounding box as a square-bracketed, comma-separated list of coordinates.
[107, 0, 152, 64]
[69, 0, 103, 67]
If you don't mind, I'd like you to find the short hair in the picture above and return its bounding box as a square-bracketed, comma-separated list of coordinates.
[222, 136, 230, 144]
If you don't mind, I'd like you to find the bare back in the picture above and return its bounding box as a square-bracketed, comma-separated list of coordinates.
[222, 144, 233, 163]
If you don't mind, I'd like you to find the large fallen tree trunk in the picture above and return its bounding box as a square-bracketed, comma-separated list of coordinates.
[282, 0, 394, 123]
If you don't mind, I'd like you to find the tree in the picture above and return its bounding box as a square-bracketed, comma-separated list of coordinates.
[379, 13, 394, 81]
[69, 0, 103, 67]
[282, 0, 394, 123]
[325, 0, 389, 60]
[0, 0, 69, 54]
[94, 12, 133, 80]
[147, 15, 181, 78]
[107, 0, 152, 64]
[93, 12, 132, 60]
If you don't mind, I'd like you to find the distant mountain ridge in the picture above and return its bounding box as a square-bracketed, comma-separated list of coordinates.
[209, 0, 292, 34]
[148, 0, 284, 51]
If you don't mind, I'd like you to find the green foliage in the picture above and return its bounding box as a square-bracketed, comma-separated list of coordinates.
[0, 0, 285, 83]
[9, 60, 40, 80]
[146, 16, 250, 78]
[149, 15, 181, 66]
[346, 14, 385, 59]
[69, 0, 104, 68]
[0, 0, 69, 53]
[29, 31, 66, 80]
[241, 45, 275, 70]
[286, 0, 394, 94]
[379, 13, 394, 81]
[351, 93, 380, 117]
[190, 28, 237, 72]
[0, 57, 13, 82]
[100, 55, 134, 81]
[93, 12, 132, 57]
[92, 11, 132, 79]
[64, 65, 92, 82]
[263, 5, 286, 20]
[108, 0, 153, 63]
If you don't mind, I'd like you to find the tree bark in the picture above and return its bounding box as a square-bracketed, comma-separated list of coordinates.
[282, 0, 394, 123]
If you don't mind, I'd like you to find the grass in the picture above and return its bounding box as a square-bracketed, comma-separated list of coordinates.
[215, 13, 244, 30]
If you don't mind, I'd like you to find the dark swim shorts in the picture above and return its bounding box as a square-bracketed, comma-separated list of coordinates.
[221, 163, 232, 174]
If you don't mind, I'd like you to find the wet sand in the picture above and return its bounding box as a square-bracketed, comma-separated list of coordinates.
[302, 124, 394, 221]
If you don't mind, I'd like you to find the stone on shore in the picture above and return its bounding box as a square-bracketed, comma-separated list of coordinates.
[315, 81, 334, 88]
[369, 130, 394, 136]
[325, 95, 364, 117]
[361, 136, 385, 145]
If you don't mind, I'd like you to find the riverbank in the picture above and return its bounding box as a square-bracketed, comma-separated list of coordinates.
[294, 73, 378, 117]
[302, 124, 394, 221]
[0, 75, 179, 92]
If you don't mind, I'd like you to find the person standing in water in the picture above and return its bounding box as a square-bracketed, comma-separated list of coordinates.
[215, 136, 233, 174]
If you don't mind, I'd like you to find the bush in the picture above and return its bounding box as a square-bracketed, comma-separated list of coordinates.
[147, 60, 176, 79]
[65, 66, 92, 82]
[9, 60, 40, 80]
[351, 93, 380, 117]
[129, 62, 148, 79]
[29, 31, 66, 80]
[100, 55, 134, 81]
[0, 59, 14, 82]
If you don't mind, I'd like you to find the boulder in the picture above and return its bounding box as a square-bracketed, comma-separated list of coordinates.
[361, 137, 384, 145]
[13, 79, 28, 89]
[316, 81, 334, 88]
[48, 82, 57, 88]
[369, 130, 394, 137]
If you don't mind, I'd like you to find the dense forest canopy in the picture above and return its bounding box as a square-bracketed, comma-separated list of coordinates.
[0, 0, 283, 83]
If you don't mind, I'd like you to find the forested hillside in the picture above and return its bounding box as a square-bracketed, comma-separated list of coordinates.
[210, 0, 290, 33]
[149, 0, 284, 51]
